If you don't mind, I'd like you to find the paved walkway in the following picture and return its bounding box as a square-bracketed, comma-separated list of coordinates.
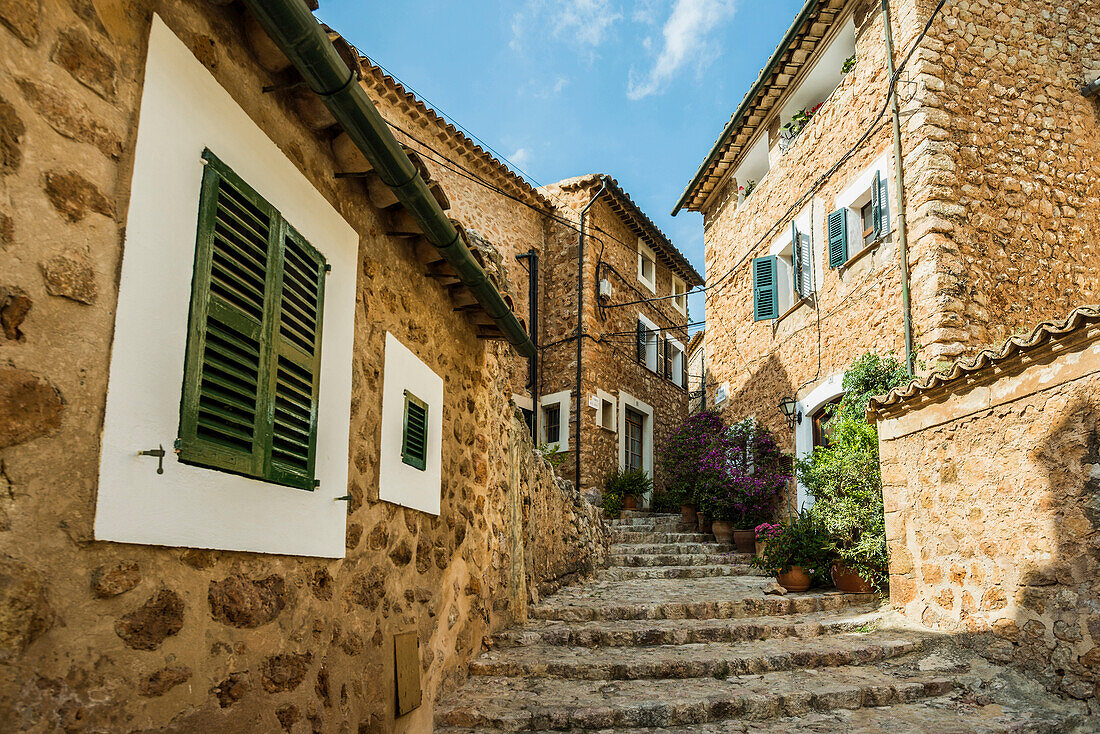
[436, 513, 1088, 732]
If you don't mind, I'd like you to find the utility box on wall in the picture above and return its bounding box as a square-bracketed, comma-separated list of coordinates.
[394, 630, 422, 716]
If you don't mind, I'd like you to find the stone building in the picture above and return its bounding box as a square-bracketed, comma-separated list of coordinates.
[672, 0, 1100, 508]
[537, 175, 703, 506]
[869, 305, 1100, 709]
[0, 1, 612, 731]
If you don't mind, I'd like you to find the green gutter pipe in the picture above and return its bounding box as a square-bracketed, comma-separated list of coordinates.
[672, 0, 820, 216]
[241, 0, 536, 359]
[881, 0, 915, 377]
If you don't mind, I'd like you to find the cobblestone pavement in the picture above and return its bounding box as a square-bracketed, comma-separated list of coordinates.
[436, 513, 1091, 732]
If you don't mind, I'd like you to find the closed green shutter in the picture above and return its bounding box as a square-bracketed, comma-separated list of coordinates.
[792, 222, 813, 297]
[636, 320, 646, 364]
[873, 170, 890, 238]
[827, 208, 848, 268]
[178, 150, 326, 490]
[401, 391, 428, 471]
[752, 256, 778, 321]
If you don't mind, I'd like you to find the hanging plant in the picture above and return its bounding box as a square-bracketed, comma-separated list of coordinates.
[781, 102, 824, 144]
[842, 54, 857, 74]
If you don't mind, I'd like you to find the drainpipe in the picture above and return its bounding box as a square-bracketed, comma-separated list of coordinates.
[881, 0, 915, 377]
[576, 179, 608, 493]
[1083, 77, 1100, 97]
[241, 0, 535, 358]
[516, 249, 539, 438]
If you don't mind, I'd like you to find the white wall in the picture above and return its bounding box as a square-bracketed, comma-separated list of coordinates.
[378, 333, 445, 516]
[94, 16, 356, 558]
[794, 373, 845, 510]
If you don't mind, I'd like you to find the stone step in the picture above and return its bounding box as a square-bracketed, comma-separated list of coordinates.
[433, 665, 957, 730]
[597, 564, 765, 581]
[610, 542, 733, 555]
[437, 696, 1083, 733]
[530, 577, 876, 622]
[608, 552, 748, 567]
[610, 531, 708, 543]
[490, 607, 881, 648]
[607, 517, 686, 528]
[468, 632, 924, 680]
[618, 511, 680, 520]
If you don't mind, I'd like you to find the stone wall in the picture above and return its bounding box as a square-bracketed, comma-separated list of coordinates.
[539, 178, 692, 503]
[698, 0, 1100, 452]
[874, 317, 1100, 711]
[0, 1, 606, 731]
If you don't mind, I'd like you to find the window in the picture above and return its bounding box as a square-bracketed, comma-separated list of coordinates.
[178, 150, 326, 491]
[401, 391, 428, 470]
[636, 314, 659, 370]
[624, 407, 644, 472]
[544, 404, 561, 444]
[791, 223, 813, 298]
[752, 256, 778, 321]
[595, 390, 616, 431]
[671, 275, 688, 315]
[811, 397, 842, 450]
[664, 336, 686, 388]
[637, 238, 656, 293]
[830, 166, 891, 268]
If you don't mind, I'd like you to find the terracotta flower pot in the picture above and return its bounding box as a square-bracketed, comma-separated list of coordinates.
[733, 529, 756, 554]
[698, 514, 713, 534]
[831, 563, 875, 594]
[777, 566, 812, 592]
[680, 504, 697, 524]
[624, 494, 638, 511]
[711, 520, 734, 544]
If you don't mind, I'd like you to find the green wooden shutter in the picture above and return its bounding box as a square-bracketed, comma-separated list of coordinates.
[636, 320, 646, 363]
[401, 391, 428, 471]
[827, 209, 848, 268]
[266, 225, 326, 489]
[791, 222, 804, 298]
[752, 256, 778, 321]
[179, 150, 325, 490]
[179, 153, 276, 476]
[799, 227, 813, 295]
[873, 170, 890, 238]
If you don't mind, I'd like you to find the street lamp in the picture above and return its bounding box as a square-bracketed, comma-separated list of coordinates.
[778, 396, 802, 429]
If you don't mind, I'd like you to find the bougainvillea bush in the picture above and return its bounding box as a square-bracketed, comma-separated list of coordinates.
[659, 413, 791, 526]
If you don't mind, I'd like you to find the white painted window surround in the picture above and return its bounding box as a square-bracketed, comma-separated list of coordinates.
[595, 389, 616, 431]
[94, 16, 356, 558]
[379, 333, 445, 515]
[834, 152, 891, 261]
[794, 373, 845, 511]
[540, 390, 571, 451]
[637, 239, 657, 293]
[671, 275, 688, 315]
[768, 206, 812, 313]
[618, 391, 654, 503]
[667, 336, 686, 388]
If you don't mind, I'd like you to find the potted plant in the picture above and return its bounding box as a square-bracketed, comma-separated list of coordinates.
[697, 511, 713, 535]
[798, 352, 908, 594]
[754, 522, 782, 556]
[659, 411, 728, 527]
[603, 467, 652, 519]
[738, 179, 756, 201]
[752, 511, 830, 592]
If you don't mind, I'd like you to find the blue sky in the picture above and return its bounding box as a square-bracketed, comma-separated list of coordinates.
[316, 0, 805, 320]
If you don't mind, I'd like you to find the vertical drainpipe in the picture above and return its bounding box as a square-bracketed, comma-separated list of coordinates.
[516, 249, 539, 439]
[576, 179, 608, 493]
[882, 0, 915, 377]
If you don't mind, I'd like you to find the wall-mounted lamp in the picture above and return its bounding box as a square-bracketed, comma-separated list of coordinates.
[778, 396, 802, 428]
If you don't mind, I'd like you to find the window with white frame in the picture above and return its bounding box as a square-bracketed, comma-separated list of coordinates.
[637, 238, 656, 293]
[595, 389, 616, 431]
[754, 212, 813, 321]
[671, 274, 688, 315]
[828, 155, 891, 269]
[540, 390, 571, 451]
[665, 337, 686, 388]
[635, 313, 659, 371]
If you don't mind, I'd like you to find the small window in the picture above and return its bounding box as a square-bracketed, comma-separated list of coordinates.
[624, 408, 644, 472]
[671, 275, 687, 315]
[811, 397, 843, 449]
[637, 239, 656, 292]
[597, 395, 616, 431]
[861, 201, 876, 246]
[665, 338, 686, 388]
[636, 316, 660, 370]
[544, 405, 561, 444]
[401, 391, 429, 471]
[178, 150, 326, 491]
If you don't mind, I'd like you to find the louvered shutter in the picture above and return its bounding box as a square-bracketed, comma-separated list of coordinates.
[680, 351, 688, 389]
[179, 154, 274, 475]
[266, 225, 326, 489]
[752, 256, 778, 321]
[179, 150, 325, 490]
[401, 391, 428, 471]
[791, 222, 804, 298]
[798, 226, 813, 295]
[874, 170, 890, 237]
[663, 337, 673, 379]
[827, 209, 848, 268]
[636, 320, 646, 363]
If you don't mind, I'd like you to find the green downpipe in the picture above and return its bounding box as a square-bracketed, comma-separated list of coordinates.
[241, 0, 536, 358]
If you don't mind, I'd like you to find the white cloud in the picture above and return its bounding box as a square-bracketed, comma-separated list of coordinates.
[627, 0, 737, 100]
[511, 0, 623, 51]
[508, 147, 534, 170]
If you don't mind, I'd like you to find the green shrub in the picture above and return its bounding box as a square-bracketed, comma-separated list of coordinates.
[602, 467, 653, 516]
[649, 489, 680, 513]
[798, 352, 909, 592]
[751, 510, 831, 584]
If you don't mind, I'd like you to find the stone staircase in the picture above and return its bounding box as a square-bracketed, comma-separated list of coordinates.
[436, 512, 1088, 732]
